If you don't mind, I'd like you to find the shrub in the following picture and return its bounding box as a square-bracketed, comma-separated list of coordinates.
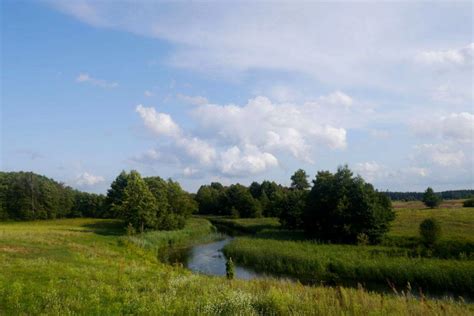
[463, 198, 474, 207]
[422, 187, 441, 208]
[419, 218, 441, 246]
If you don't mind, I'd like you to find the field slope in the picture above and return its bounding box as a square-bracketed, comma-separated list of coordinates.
[0, 218, 472, 315]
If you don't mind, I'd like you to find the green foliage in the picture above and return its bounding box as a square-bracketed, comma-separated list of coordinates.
[463, 198, 474, 207]
[116, 171, 158, 231]
[0, 171, 105, 221]
[304, 166, 395, 243]
[290, 169, 310, 190]
[105, 170, 130, 216]
[223, 184, 262, 218]
[278, 189, 308, 229]
[226, 257, 235, 280]
[419, 218, 442, 246]
[423, 187, 442, 208]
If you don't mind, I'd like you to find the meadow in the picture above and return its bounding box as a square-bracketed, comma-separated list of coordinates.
[221, 202, 474, 298]
[1, 217, 473, 315]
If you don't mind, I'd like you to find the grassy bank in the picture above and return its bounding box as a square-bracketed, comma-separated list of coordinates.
[1, 218, 472, 314]
[219, 204, 474, 297]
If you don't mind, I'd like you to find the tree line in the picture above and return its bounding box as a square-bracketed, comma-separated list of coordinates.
[384, 189, 474, 201]
[0, 171, 196, 232]
[196, 166, 395, 244]
[0, 171, 106, 220]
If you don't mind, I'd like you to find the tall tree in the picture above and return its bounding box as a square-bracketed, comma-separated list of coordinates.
[116, 171, 157, 232]
[290, 169, 310, 190]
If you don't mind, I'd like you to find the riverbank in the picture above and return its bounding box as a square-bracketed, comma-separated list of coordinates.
[1, 218, 472, 314]
[215, 206, 474, 298]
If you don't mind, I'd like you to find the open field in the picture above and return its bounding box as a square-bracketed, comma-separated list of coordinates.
[1, 218, 473, 314]
[220, 203, 474, 297]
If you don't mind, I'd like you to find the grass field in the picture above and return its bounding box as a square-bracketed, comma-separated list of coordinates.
[221, 203, 474, 298]
[1, 218, 473, 314]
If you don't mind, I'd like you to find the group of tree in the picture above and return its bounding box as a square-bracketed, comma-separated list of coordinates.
[106, 171, 197, 232]
[196, 166, 395, 244]
[0, 171, 105, 220]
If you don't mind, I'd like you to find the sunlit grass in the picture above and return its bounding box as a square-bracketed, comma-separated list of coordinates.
[1, 218, 472, 314]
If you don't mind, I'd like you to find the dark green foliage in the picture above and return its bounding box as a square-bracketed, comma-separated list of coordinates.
[223, 184, 262, 218]
[422, 187, 442, 208]
[195, 182, 225, 215]
[279, 189, 308, 229]
[419, 218, 442, 246]
[304, 166, 395, 244]
[290, 169, 310, 190]
[385, 190, 474, 201]
[463, 198, 474, 207]
[105, 171, 130, 216]
[0, 171, 105, 221]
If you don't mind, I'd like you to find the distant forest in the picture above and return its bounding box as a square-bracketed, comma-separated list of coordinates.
[383, 190, 474, 201]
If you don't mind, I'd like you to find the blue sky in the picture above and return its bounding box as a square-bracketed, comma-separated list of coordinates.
[1, 0, 473, 193]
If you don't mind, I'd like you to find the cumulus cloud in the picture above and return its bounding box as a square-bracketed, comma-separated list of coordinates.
[193, 94, 350, 162]
[75, 172, 105, 186]
[134, 92, 358, 176]
[76, 73, 118, 88]
[218, 145, 278, 176]
[354, 161, 383, 182]
[177, 94, 209, 106]
[136, 104, 181, 138]
[416, 43, 474, 66]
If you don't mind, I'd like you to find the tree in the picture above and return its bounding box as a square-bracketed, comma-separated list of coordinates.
[105, 171, 130, 217]
[422, 187, 441, 208]
[223, 184, 262, 218]
[290, 169, 310, 190]
[195, 184, 224, 215]
[419, 218, 441, 246]
[303, 166, 395, 244]
[115, 171, 157, 232]
[279, 189, 307, 229]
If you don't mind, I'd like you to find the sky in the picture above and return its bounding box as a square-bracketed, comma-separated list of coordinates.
[1, 0, 473, 194]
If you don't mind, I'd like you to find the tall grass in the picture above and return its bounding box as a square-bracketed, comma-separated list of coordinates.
[1, 218, 472, 314]
[223, 238, 474, 297]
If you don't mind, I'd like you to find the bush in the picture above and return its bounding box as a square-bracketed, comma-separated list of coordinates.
[419, 218, 441, 246]
[463, 198, 474, 207]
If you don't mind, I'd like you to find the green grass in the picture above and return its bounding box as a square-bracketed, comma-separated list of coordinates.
[1, 218, 472, 314]
[220, 204, 474, 297]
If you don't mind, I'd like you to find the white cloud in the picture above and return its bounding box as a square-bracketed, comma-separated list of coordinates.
[183, 167, 199, 177]
[76, 73, 118, 88]
[319, 91, 353, 107]
[411, 112, 474, 144]
[136, 104, 181, 138]
[75, 172, 105, 186]
[416, 43, 474, 66]
[144, 90, 154, 97]
[134, 92, 356, 176]
[218, 145, 278, 176]
[414, 144, 465, 167]
[354, 161, 383, 182]
[177, 94, 209, 106]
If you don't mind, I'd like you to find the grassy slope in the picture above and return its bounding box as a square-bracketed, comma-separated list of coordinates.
[222, 205, 474, 297]
[1, 218, 472, 315]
